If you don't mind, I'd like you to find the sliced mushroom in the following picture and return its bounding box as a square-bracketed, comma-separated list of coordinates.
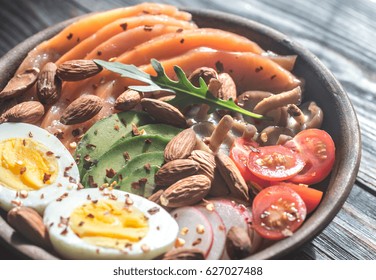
[287, 101, 324, 132]
[258, 126, 295, 146]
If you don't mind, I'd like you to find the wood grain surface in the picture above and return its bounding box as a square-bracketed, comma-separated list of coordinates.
[0, 0, 375, 260]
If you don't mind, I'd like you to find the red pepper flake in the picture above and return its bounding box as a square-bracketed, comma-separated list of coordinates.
[270, 74, 277, 80]
[86, 143, 96, 150]
[64, 171, 69, 178]
[56, 193, 69, 202]
[106, 168, 116, 178]
[92, 200, 98, 204]
[114, 124, 120, 131]
[54, 130, 64, 139]
[123, 152, 130, 161]
[57, 183, 63, 187]
[192, 238, 202, 246]
[124, 243, 133, 250]
[78, 221, 84, 227]
[109, 194, 118, 200]
[40, 193, 45, 199]
[120, 22, 128, 31]
[55, 155, 61, 159]
[49, 222, 54, 228]
[255, 66, 263, 72]
[86, 213, 95, 218]
[147, 207, 160, 215]
[215, 61, 224, 73]
[87, 194, 91, 201]
[46, 151, 54, 156]
[77, 183, 84, 190]
[156, 226, 160, 230]
[118, 174, 123, 181]
[180, 38, 185, 44]
[67, 33, 73, 40]
[20, 167, 27, 175]
[144, 138, 152, 144]
[60, 228, 68, 235]
[76, 37, 80, 43]
[22, 139, 26, 146]
[143, 163, 151, 171]
[68, 176, 77, 184]
[143, 25, 153, 31]
[97, 50, 102, 56]
[176, 28, 183, 33]
[28, 132, 33, 138]
[89, 175, 98, 188]
[173, 213, 178, 218]
[43, 173, 51, 183]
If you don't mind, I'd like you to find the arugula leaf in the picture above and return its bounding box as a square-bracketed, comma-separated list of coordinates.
[94, 59, 269, 120]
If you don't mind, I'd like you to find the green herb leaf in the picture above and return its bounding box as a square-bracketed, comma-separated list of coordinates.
[94, 59, 269, 120]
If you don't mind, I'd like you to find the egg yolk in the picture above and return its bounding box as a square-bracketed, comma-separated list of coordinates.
[70, 200, 149, 250]
[0, 138, 58, 191]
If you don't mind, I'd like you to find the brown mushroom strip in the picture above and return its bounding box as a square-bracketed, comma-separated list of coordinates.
[195, 104, 210, 122]
[276, 134, 293, 145]
[258, 126, 295, 146]
[209, 115, 234, 153]
[287, 101, 324, 132]
[253, 86, 302, 115]
[242, 124, 258, 141]
[305, 101, 324, 129]
[287, 104, 305, 125]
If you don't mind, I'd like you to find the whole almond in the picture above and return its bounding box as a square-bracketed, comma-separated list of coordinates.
[164, 128, 197, 162]
[163, 248, 205, 260]
[60, 95, 103, 125]
[141, 98, 187, 128]
[114, 89, 143, 111]
[7, 207, 52, 250]
[57, 60, 102, 81]
[0, 68, 39, 101]
[217, 73, 237, 100]
[215, 152, 249, 201]
[160, 175, 211, 208]
[155, 159, 199, 186]
[189, 150, 230, 197]
[0, 101, 44, 124]
[37, 62, 62, 104]
[188, 67, 218, 87]
[226, 226, 253, 259]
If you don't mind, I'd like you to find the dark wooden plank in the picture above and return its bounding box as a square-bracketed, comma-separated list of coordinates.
[0, 0, 375, 260]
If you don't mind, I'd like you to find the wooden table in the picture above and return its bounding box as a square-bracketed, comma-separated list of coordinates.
[0, 0, 375, 260]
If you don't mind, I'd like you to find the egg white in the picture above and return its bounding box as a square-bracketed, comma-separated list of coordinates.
[0, 123, 80, 214]
[43, 188, 179, 260]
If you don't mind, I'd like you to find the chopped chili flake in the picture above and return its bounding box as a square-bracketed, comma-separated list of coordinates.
[40, 193, 45, 199]
[144, 25, 153, 31]
[86, 213, 95, 218]
[61, 228, 68, 235]
[43, 173, 51, 183]
[255, 66, 263, 72]
[144, 138, 152, 144]
[56, 193, 69, 202]
[144, 163, 151, 171]
[192, 238, 202, 246]
[270, 74, 277, 80]
[86, 143, 97, 150]
[54, 130, 64, 139]
[22, 139, 26, 146]
[78, 221, 84, 227]
[97, 50, 102, 56]
[106, 168, 116, 178]
[176, 28, 183, 33]
[28, 132, 33, 138]
[114, 124, 120, 131]
[77, 183, 84, 190]
[147, 207, 160, 215]
[46, 151, 54, 156]
[87, 195, 91, 201]
[20, 167, 27, 175]
[180, 38, 185, 44]
[109, 194, 118, 201]
[120, 23, 128, 31]
[123, 152, 131, 161]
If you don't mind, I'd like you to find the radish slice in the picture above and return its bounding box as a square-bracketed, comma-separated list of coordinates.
[195, 205, 226, 260]
[170, 207, 214, 257]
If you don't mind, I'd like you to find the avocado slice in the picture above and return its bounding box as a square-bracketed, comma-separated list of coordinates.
[75, 111, 153, 178]
[82, 135, 169, 188]
[115, 165, 160, 197]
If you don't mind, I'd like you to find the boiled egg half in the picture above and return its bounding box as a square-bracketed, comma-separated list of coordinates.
[44, 188, 179, 259]
[0, 123, 80, 214]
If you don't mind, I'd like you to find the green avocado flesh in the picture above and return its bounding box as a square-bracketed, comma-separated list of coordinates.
[113, 165, 160, 197]
[75, 111, 153, 179]
[82, 135, 169, 188]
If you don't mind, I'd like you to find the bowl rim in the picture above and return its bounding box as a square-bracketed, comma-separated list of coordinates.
[0, 7, 361, 260]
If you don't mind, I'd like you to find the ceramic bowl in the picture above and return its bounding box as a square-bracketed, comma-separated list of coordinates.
[0, 8, 361, 260]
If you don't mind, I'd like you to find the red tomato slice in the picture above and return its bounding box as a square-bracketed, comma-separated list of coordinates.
[252, 185, 307, 240]
[285, 129, 335, 185]
[229, 138, 269, 189]
[247, 145, 305, 182]
[273, 182, 323, 214]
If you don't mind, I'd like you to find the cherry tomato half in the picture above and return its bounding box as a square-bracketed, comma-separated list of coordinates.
[229, 138, 269, 189]
[273, 182, 323, 214]
[247, 145, 305, 182]
[285, 129, 335, 185]
[252, 185, 307, 240]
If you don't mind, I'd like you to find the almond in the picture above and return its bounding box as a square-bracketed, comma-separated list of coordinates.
[162, 248, 205, 260]
[60, 95, 103, 125]
[225, 226, 252, 259]
[155, 159, 199, 186]
[217, 73, 237, 100]
[114, 89, 143, 111]
[0, 68, 39, 101]
[164, 128, 197, 162]
[0, 101, 44, 124]
[7, 207, 52, 250]
[189, 150, 230, 197]
[56, 60, 102, 81]
[37, 62, 62, 105]
[160, 175, 211, 208]
[140, 98, 187, 128]
[188, 67, 218, 87]
[215, 152, 249, 201]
